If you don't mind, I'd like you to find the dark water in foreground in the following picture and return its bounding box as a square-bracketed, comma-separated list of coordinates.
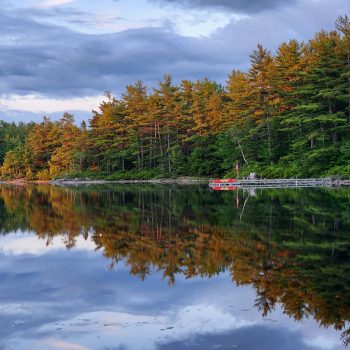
[0, 184, 349, 350]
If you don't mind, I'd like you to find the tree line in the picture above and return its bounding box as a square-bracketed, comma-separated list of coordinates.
[1, 15, 350, 180]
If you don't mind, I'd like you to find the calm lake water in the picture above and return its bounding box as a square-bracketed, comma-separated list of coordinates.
[0, 184, 349, 350]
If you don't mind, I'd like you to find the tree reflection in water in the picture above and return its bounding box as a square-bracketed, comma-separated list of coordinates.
[0, 184, 349, 345]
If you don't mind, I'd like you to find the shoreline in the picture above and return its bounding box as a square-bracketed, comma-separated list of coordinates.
[0, 177, 210, 186]
[51, 178, 210, 185]
[1, 177, 350, 187]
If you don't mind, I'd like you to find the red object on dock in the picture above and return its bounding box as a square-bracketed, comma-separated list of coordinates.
[209, 179, 238, 191]
[211, 179, 237, 184]
[211, 186, 237, 191]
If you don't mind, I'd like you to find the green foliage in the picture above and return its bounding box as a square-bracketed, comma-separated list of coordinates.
[188, 136, 221, 176]
[106, 169, 158, 180]
[58, 170, 104, 180]
[324, 164, 350, 178]
[0, 121, 32, 165]
[0, 145, 25, 179]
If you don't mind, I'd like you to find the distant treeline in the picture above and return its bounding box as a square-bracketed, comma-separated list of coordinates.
[1, 16, 350, 180]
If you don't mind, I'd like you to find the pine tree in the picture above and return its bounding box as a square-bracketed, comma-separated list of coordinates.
[122, 81, 150, 171]
[153, 74, 180, 173]
[248, 45, 276, 164]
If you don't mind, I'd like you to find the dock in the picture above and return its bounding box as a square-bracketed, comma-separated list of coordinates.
[209, 178, 341, 189]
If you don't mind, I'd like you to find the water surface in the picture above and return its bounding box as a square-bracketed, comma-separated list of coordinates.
[0, 184, 349, 350]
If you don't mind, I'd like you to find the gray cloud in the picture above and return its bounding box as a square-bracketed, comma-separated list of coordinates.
[148, 0, 297, 14]
[0, 7, 234, 99]
[17, 6, 127, 29]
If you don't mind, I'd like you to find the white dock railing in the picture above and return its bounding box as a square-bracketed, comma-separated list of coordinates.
[209, 178, 334, 189]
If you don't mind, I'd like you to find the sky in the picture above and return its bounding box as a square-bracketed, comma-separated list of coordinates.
[0, 0, 349, 123]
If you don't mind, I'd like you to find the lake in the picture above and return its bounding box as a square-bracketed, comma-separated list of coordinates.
[0, 184, 349, 350]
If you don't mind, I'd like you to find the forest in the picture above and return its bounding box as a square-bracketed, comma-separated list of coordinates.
[1, 16, 350, 180]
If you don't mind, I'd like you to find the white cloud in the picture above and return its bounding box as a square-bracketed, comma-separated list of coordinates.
[0, 233, 97, 256]
[3, 306, 256, 350]
[304, 335, 344, 350]
[40, 0, 76, 8]
[0, 94, 105, 114]
[2, 303, 346, 350]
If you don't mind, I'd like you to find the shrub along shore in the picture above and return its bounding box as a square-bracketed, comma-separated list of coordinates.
[1, 16, 350, 181]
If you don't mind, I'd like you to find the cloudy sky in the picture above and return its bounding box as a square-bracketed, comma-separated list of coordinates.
[0, 0, 349, 123]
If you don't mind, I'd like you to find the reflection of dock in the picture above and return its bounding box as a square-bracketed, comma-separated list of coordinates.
[209, 178, 337, 190]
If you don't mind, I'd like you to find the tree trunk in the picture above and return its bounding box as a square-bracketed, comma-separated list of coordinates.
[137, 143, 141, 171]
[266, 117, 273, 164]
[332, 132, 338, 144]
[157, 122, 163, 156]
[238, 139, 249, 165]
[149, 131, 153, 167]
[140, 135, 144, 170]
[167, 127, 171, 173]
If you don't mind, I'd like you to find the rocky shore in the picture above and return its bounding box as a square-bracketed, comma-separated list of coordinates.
[50, 177, 209, 185]
[0, 177, 209, 186]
